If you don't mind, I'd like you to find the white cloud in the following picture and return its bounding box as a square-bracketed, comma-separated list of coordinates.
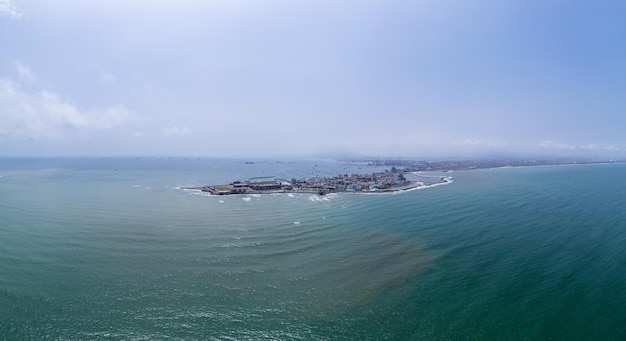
[537, 141, 622, 152]
[161, 125, 191, 136]
[90, 104, 136, 129]
[538, 140, 577, 150]
[101, 71, 117, 83]
[0, 77, 136, 139]
[15, 61, 37, 82]
[457, 139, 507, 148]
[0, 0, 22, 18]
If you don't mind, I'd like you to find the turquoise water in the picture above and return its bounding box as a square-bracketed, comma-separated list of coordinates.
[1, 159, 625, 340]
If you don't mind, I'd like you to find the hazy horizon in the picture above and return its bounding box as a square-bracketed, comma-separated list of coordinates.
[2, 1, 626, 158]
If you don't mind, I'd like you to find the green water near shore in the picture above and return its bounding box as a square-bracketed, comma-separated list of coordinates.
[1, 159, 625, 339]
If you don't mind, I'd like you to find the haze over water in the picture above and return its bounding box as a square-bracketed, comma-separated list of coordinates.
[1, 158, 626, 340]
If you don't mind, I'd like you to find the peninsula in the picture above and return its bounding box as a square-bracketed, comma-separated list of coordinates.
[187, 167, 449, 195]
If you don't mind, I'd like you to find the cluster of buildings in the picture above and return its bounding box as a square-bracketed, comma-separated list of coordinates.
[195, 168, 411, 195]
[296, 168, 409, 193]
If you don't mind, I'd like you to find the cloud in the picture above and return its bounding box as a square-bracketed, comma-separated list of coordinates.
[537, 141, 622, 152]
[101, 71, 117, 83]
[0, 77, 136, 139]
[538, 140, 577, 150]
[457, 139, 508, 148]
[161, 125, 191, 136]
[15, 61, 37, 82]
[582, 144, 622, 152]
[0, 0, 22, 18]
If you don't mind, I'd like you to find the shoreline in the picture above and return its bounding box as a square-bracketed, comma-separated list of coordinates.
[185, 174, 453, 196]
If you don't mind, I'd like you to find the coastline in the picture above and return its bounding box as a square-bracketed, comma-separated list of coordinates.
[185, 173, 453, 196]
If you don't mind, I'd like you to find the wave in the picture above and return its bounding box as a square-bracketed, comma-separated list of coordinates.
[394, 176, 453, 193]
[308, 195, 330, 202]
[188, 190, 212, 197]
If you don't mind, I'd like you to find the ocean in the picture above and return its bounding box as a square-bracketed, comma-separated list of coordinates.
[1, 158, 625, 340]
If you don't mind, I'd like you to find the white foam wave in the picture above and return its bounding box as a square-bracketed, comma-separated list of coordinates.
[190, 191, 212, 197]
[350, 177, 454, 196]
[293, 221, 300, 225]
[308, 195, 330, 202]
[218, 200, 224, 203]
[287, 193, 295, 197]
[242, 197, 251, 202]
[220, 242, 261, 248]
[392, 177, 453, 193]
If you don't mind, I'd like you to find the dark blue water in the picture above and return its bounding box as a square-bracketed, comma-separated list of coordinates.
[1, 159, 625, 340]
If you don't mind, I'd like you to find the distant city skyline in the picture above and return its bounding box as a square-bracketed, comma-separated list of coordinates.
[2, 0, 626, 158]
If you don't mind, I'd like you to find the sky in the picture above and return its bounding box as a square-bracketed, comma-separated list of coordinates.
[1, 0, 626, 158]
